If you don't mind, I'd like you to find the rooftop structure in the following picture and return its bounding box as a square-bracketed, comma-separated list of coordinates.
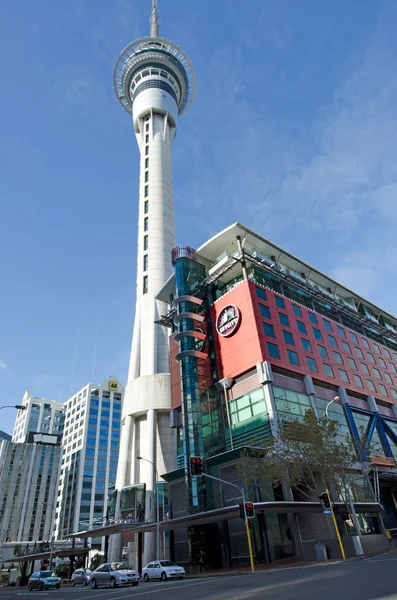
[12, 391, 65, 443]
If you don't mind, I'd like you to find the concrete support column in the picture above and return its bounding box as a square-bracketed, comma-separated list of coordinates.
[143, 409, 157, 563]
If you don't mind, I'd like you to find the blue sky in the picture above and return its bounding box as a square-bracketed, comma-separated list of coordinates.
[1, 0, 396, 435]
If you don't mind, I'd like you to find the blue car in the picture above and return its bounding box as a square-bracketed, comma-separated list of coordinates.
[28, 571, 61, 591]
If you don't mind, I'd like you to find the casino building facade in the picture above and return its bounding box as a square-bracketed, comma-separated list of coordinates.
[151, 222, 397, 566]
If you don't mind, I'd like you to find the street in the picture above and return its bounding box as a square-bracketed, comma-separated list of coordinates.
[2, 554, 397, 600]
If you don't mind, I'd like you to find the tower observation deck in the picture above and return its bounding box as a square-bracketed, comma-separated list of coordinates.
[111, 1, 195, 564]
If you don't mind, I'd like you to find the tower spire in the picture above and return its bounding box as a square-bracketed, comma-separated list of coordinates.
[150, 0, 159, 38]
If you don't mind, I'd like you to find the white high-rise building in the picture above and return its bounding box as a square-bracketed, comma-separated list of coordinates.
[112, 1, 195, 562]
[12, 391, 65, 443]
[54, 377, 123, 544]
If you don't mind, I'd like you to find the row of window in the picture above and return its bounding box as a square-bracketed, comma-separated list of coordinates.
[266, 340, 397, 398]
[257, 286, 397, 361]
[143, 131, 150, 294]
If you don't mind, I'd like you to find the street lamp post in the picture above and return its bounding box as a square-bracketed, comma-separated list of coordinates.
[136, 456, 160, 560]
[0, 405, 27, 411]
[42, 502, 56, 571]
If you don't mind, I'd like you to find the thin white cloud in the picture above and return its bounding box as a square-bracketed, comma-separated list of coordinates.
[0, 360, 8, 371]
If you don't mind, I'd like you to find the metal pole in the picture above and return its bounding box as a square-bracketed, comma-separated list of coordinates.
[326, 487, 346, 560]
[203, 473, 255, 572]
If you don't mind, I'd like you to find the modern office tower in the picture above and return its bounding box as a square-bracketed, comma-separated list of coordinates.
[155, 222, 397, 566]
[54, 377, 123, 542]
[12, 391, 65, 442]
[0, 434, 62, 544]
[113, 0, 195, 562]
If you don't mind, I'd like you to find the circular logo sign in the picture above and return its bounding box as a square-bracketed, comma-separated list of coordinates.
[216, 305, 241, 337]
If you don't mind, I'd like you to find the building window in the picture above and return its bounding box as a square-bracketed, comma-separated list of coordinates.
[143, 254, 148, 271]
[144, 200, 148, 214]
[362, 338, 370, 349]
[263, 323, 275, 338]
[373, 368, 381, 380]
[353, 374, 363, 387]
[367, 379, 376, 393]
[347, 357, 357, 370]
[390, 363, 397, 373]
[143, 276, 148, 294]
[342, 341, 351, 353]
[145, 145, 149, 156]
[361, 363, 370, 375]
[391, 388, 397, 400]
[145, 171, 149, 183]
[337, 326, 345, 338]
[385, 373, 392, 384]
[145, 134, 149, 143]
[328, 335, 337, 348]
[145, 122, 149, 132]
[367, 353, 375, 364]
[288, 350, 299, 366]
[350, 331, 358, 343]
[384, 349, 391, 359]
[301, 338, 312, 353]
[144, 185, 149, 198]
[379, 358, 386, 369]
[297, 321, 307, 334]
[308, 313, 318, 324]
[379, 384, 388, 397]
[275, 296, 285, 309]
[306, 357, 318, 372]
[259, 304, 271, 319]
[355, 347, 364, 359]
[313, 328, 323, 341]
[339, 369, 349, 383]
[373, 343, 380, 354]
[323, 319, 332, 332]
[324, 363, 334, 378]
[267, 342, 280, 359]
[333, 351, 343, 365]
[144, 235, 148, 251]
[256, 287, 267, 301]
[318, 345, 328, 359]
[144, 217, 148, 231]
[279, 313, 289, 327]
[292, 305, 302, 317]
[145, 158, 149, 169]
[283, 331, 295, 345]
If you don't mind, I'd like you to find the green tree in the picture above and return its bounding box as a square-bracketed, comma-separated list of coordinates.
[240, 408, 366, 502]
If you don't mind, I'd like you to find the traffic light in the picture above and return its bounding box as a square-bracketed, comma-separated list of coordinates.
[189, 456, 203, 477]
[319, 491, 331, 510]
[245, 502, 255, 519]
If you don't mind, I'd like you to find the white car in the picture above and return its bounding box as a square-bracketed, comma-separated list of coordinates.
[142, 560, 185, 582]
[90, 562, 140, 588]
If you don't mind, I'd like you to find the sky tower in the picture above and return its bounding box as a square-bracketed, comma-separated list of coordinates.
[112, 1, 195, 563]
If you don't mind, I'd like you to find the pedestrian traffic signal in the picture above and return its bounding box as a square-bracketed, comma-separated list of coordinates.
[189, 456, 203, 477]
[319, 491, 331, 510]
[245, 502, 255, 519]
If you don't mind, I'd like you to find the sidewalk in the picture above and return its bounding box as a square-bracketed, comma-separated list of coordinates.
[185, 556, 327, 578]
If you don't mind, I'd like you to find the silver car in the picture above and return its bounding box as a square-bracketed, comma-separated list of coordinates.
[90, 562, 139, 588]
[142, 560, 185, 582]
[71, 568, 92, 586]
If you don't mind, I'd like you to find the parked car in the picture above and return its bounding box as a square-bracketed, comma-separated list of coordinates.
[28, 571, 61, 591]
[90, 562, 139, 588]
[71, 568, 92, 586]
[142, 560, 185, 582]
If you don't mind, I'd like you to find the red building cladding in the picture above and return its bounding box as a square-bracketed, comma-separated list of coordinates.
[211, 279, 397, 403]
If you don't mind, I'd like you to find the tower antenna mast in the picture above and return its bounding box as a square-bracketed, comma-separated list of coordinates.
[150, 0, 159, 37]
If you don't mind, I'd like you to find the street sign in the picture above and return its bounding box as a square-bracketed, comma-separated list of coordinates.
[323, 509, 332, 515]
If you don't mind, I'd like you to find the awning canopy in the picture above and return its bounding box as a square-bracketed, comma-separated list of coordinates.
[4, 547, 90, 564]
[72, 500, 383, 539]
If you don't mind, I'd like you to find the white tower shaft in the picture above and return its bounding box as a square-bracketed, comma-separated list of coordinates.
[112, 2, 195, 564]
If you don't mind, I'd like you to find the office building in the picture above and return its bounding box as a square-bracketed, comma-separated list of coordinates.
[0, 434, 62, 544]
[12, 391, 65, 442]
[113, 0, 195, 562]
[55, 377, 123, 541]
[0, 431, 11, 442]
